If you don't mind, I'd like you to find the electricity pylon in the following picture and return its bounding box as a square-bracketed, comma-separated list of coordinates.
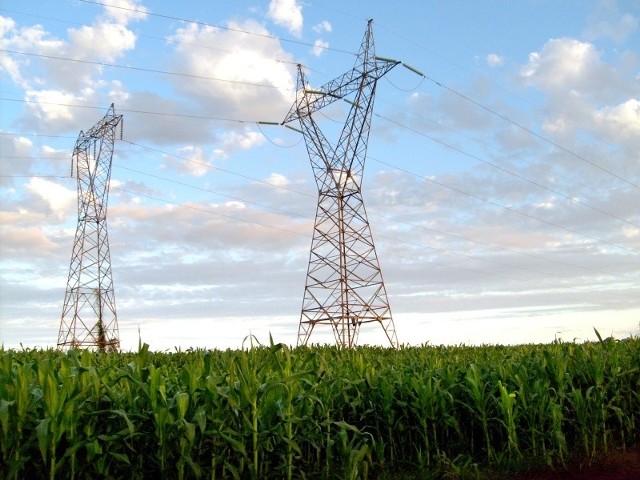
[283, 21, 399, 348]
[58, 104, 123, 352]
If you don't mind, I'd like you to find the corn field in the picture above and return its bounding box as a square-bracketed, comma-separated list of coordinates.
[1, 332, 638, 479]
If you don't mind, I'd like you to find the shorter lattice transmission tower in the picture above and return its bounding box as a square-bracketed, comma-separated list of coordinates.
[283, 21, 399, 348]
[58, 104, 123, 351]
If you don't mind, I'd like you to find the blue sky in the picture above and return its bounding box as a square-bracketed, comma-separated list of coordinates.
[1, 0, 639, 351]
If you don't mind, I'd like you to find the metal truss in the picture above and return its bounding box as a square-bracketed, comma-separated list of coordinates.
[58, 104, 123, 351]
[283, 21, 400, 348]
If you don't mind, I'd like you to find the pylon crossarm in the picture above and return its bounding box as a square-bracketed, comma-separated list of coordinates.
[73, 104, 121, 152]
[293, 69, 381, 187]
[283, 59, 398, 124]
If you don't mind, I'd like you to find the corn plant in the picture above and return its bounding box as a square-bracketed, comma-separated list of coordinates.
[1, 334, 638, 478]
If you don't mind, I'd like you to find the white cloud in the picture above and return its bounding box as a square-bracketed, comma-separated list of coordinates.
[0, 18, 65, 88]
[0, 135, 35, 181]
[1, 2, 143, 104]
[593, 13, 637, 43]
[486, 53, 503, 67]
[519, 37, 629, 105]
[25, 89, 80, 122]
[213, 128, 265, 159]
[68, 23, 137, 62]
[67, 0, 146, 62]
[593, 98, 640, 140]
[312, 20, 332, 34]
[584, 2, 638, 45]
[25, 177, 75, 221]
[171, 146, 211, 176]
[541, 116, 569, 135]
[40, 145, 67, 156]
[521, 38, 599, 90]
[14, 136, 33, 153]
[267, 0, 303, 37]
[223, 200, 246, 209]
[57, 4, 143, 89]
[266, 173, 290, 187]
[0, 15, 14, 36]
[0, 17, 24, 85]
[100, 0, 148, 25]
[167, 20, 295, 120]
[311, 39, 329, 57]
[519, 36, 639, 153]
[0, 49, 23, 85]
[622, 226, 640, 239]
[0, 20, 64, 53]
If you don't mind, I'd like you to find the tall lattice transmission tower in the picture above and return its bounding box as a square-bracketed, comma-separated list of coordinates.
[58, 104, 123, 351]
[283, 21, 400, 348]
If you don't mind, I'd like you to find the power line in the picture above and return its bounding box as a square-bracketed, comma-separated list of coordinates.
[371, 209, 594, 273]
[114, 141, 637, 283]
[0, 131, 78, 139]
[368, 154, 639, 256]
[112, 185, 310, 239]
[0, 8, 635, 248]
[0, 7, 304, 68]
[0, 174, 69, 178]
[1, 156, 67, 160]
[301, 6, 637, 193]
[315, 93, 639, 234]
[56, 134, 568, 281]
[107, 182, 640, 294]
[7, 91, 637, 237]
[0, 49, 289, 91]
[113, 152, 583, 277]
[5, 165, 635, 290]
[296, 103, 638, 256]
[2, 158, 611, 282]
[121, 140, 313, 198]
[373, 111, 640, 230]
[77, 0, 355, 56]
[4, 124, 638, 258]
[418, 73, 640, 191]
[3, 28, 635, 199]
[255, 122, 303, 148]
[316, 9, 639, 192]
[3, 94, 636, 238]
[5, 2, 635, 196]
[110, 175, 615, 292]
[294, 58, 638, 209]
[0, 97, 278, 124]
[113, 163, 308, 220]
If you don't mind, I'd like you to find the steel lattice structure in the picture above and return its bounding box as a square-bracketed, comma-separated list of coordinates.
[58, 104, 123, 351]
[283, 21, 400, 348]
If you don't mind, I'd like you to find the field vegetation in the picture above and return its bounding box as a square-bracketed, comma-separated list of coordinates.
[1, 331, 638, 479]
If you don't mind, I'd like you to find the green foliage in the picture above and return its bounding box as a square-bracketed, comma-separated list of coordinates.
[0, 335, 638, 479]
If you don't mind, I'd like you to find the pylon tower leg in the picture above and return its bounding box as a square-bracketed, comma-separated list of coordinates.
[283, 21, 399, 348]
[58, 104, 123, 352]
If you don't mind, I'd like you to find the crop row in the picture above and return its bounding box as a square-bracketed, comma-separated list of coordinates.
[1, 333, 638, 479]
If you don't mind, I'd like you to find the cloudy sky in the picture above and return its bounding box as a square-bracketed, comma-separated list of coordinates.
[1, 0, 639, 351]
